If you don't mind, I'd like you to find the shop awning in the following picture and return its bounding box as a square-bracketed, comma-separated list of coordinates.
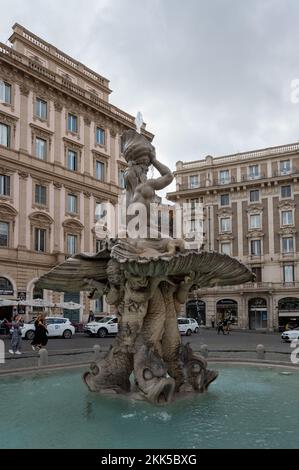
[279, 311, 299, 317]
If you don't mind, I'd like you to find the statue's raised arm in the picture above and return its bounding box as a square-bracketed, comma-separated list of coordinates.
[146, 151, 174, 191]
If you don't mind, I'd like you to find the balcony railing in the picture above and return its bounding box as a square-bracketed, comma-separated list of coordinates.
[199, 281, 299, 292]
[174, 169, 299, 192]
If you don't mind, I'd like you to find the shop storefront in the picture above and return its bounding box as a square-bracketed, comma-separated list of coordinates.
[278, 297, 299, 329]
[216, 299, 238, 324]
[248, 298, 268, 329]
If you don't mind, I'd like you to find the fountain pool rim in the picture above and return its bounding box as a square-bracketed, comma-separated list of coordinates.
[1, 358, 299, 379]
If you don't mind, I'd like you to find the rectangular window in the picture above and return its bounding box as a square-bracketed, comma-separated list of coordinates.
[281, 185, 291, 198]
[221, 242, 231, 255]
[282, 210, 293, 226]
[67, 150, 77, 171]
[252, 267, 262, 283]
[95, 297, 103, 313]
[190, 219, 196, 232]
[35, 137, 47, 160]
[0, 175, 10, 196]
[35, 185, 47, 205]
[248, 165, 259, 179]
[35, 228, 46, 252]
[96, 161, 105, 181]
[219, 170, 230, 184]
[280, 160, 291, 174]
[0, 123, 10, 147]
[67, 113, 78, 133]
[67, 194, 78, 213]
[0, 221, 8, 247]
[0, 81, 12, 104]
[220, 194, 229, 206]
[67, 234, 77, 255]
[35, 98, 47, 120]
[250, 239, 261, 256]
[95, 239, 102, 252]
[190, 197, 199, 210]
[96, 127, 105, 145]
[283, 265, 294, 283]
[282, 237, 294, 253]
[119, 170, 125, 189]
[250, 189, 260, 202]
[189, 175, 199, 188]
[220, 217, 231, 232]
[120, 135, 125, 153]
[250, 214, 261, 229]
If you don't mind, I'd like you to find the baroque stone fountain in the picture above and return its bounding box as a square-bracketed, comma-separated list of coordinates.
[37, 116, 254, 405]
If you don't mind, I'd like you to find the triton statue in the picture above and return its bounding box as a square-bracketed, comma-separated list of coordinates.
[37, 116, 254, 405]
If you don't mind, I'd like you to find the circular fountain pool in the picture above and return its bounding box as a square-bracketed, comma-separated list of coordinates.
[0, 364, 298, 449]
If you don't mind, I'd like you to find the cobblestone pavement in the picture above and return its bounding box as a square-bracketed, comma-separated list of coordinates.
[0, 328, 295, 372]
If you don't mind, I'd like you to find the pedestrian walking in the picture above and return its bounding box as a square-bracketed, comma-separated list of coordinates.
[31, 314, 48, 351]
[223, 318, 230, 335]
[9, 314, 24, 355]
[217, 320, 225, 335]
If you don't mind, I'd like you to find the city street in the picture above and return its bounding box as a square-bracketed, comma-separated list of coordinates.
[0, 328, 294, 372]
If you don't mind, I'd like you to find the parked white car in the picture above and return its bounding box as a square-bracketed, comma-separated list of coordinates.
[84, 316, 118, 338]
[281, 328, 299, 342]
[19, 317, 75, 340]
[177, 317, 199, 336]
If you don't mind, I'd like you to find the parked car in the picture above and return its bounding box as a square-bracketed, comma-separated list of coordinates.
[84, 316, 118, 338]
[281, 328, 299, 342]
[18, 317, 75, 340]
[177, 317, 199, 336]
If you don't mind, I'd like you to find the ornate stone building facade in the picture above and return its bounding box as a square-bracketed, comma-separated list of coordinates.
[168, 144, 299, 330]
[0, 23, 153, 322]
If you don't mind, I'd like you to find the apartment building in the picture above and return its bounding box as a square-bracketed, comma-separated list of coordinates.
[167, 143, 299, 330]
[0, 23, 153, 322]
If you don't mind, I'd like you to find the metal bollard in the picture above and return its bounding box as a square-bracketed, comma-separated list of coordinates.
[200, 344, 209, 358]
[256, 344, 265, 360]
[93, 344, 101, 361]
[38, 348, 48, 367]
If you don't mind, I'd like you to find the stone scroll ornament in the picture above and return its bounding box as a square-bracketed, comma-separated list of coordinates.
[37, 114, 254, 405]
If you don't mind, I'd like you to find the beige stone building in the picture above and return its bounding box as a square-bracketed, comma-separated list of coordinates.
[0, 23, 153, 322]
[168, 143, 299, 330]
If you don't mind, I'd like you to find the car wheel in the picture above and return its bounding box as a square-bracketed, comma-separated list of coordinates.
[97, 328, 108, 338]
[186, 329, 192, 336]
[25, 330, 35, 341]
[63, 329, 72, 339]
[194, 327, 199, 333]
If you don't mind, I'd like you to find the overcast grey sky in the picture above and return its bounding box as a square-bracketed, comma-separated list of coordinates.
[1, 0, 299, 185]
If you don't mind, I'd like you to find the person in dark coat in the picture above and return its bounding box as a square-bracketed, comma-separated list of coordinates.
[31, 314, 48, 351]
[217, 320, 225, 335]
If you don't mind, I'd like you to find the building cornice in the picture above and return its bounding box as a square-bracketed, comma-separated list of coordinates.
[0, 44, 154, 141]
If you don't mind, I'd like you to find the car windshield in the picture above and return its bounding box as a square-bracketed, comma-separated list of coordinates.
[178, 319, 189, 325]
[97, 317, 114, 323]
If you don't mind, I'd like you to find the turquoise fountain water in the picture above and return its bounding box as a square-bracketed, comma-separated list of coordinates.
[1, 365, 298, 449]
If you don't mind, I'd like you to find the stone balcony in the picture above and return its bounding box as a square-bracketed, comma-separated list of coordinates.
[197, 281, 299, 294]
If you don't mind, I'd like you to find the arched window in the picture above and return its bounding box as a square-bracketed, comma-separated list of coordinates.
[216, 299, 238, 323]
[186, 299, 206, 325]
[0, 277, 14, 295]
